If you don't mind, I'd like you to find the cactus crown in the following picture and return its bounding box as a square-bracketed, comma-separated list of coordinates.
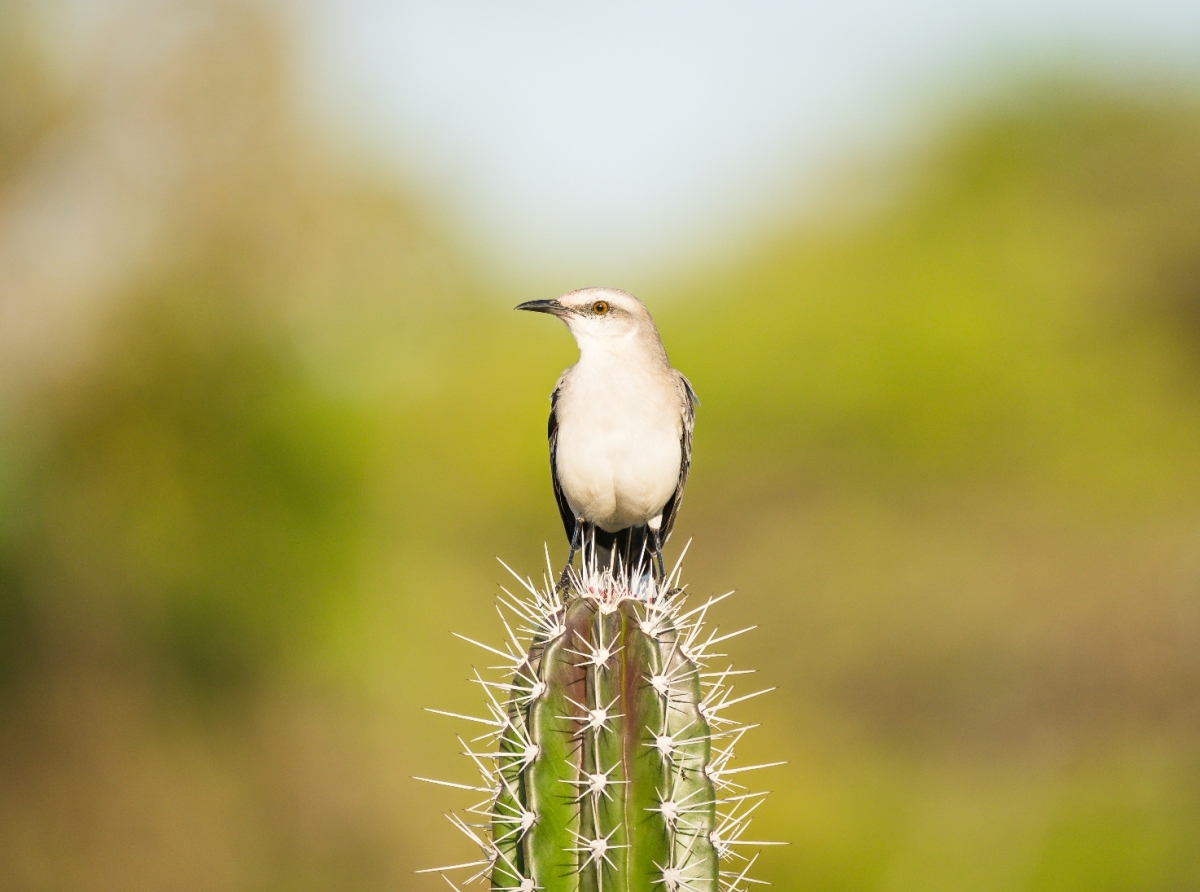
[418, 547, 781, 891]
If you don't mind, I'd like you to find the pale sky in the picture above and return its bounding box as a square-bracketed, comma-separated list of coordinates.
[294, 2, 1200, 278]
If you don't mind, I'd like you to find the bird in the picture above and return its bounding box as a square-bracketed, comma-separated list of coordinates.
[516, 287, 696, 588]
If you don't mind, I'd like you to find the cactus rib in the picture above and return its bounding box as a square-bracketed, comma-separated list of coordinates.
[421, 549, 781, 891]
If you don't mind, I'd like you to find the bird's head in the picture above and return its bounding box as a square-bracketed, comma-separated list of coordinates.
[515, 288, 661, 357]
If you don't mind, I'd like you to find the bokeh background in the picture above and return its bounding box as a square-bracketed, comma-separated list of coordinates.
[3, 1, 1200, 889]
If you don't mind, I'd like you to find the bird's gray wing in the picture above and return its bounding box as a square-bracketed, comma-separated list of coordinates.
[547, 370, 576, 542]
[658, 371, 697, 544]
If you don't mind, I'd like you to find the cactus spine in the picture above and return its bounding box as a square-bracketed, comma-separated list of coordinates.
[419, 553, 779, 892]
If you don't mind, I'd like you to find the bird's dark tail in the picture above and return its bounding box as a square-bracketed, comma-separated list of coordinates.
[582, 524, 655, 583]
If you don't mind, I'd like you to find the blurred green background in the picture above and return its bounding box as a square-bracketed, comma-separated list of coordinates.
[2, 2, 1200, 890]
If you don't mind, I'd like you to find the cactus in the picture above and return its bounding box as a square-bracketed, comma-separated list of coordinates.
[418, 549, 781, 891]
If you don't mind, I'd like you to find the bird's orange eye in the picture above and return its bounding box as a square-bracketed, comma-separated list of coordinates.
[592, 301, 610, 315]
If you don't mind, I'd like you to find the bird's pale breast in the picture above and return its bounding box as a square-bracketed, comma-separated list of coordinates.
[555, 361, 682, 533]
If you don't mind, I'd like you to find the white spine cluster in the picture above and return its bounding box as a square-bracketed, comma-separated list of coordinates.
[415, 544, 784, 892]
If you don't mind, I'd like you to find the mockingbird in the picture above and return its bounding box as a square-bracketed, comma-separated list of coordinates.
[516, 287, 696, 586]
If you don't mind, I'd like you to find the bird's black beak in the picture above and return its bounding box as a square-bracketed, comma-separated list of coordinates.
[515, 299, 569, 317]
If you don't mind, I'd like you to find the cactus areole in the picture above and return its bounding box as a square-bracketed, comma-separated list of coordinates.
[418, 553, 780, 892]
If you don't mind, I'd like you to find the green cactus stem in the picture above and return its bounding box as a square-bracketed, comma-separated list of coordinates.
[417, 551, 782, 892]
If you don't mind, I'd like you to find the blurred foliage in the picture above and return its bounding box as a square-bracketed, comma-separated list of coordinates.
[10, 276, 372, 694]
[1, 2, 1199, 891]
[671, 88, 1200, 503]
[0, 2, 66, 192]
